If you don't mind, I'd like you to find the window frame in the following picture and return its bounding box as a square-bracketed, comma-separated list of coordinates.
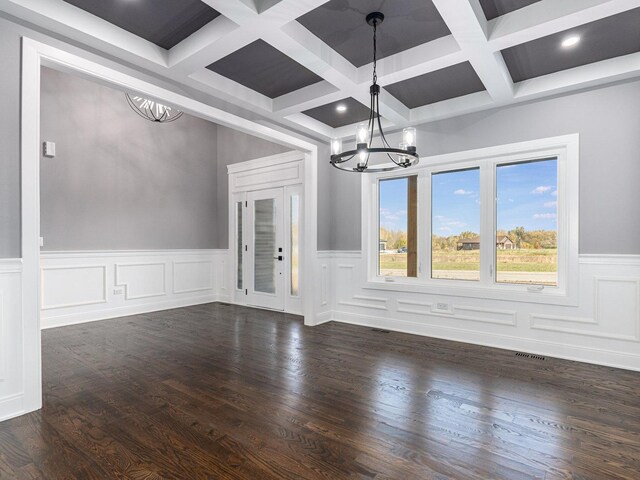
[362, 134, 579, 306]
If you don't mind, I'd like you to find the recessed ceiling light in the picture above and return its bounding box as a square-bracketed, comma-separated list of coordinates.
[336, 104, 347, 113]
[561, 35, 580, 48]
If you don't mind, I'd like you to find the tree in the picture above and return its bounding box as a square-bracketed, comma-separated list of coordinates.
[510, 226, 526, 249]
[458, 231, 477, 240]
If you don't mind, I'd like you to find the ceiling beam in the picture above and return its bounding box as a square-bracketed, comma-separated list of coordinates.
[515, 51, 640, 100]
[432, 0, 514, 103]
[489, 0, 640, 51]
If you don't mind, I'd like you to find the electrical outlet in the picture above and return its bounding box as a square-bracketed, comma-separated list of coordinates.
[113, 286, 125, 295]
[433, 302, 452, 314]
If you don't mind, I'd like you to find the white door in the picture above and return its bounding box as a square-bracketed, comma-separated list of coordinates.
[245, 188, 285, 310]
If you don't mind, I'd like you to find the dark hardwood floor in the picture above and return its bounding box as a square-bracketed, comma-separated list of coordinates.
[1, 303, 639, 479]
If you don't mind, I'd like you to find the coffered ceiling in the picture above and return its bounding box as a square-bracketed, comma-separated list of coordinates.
[2, 0, 639, 141]
[61, 0, 221, 49]
[478, 0, 541, 20]
[297, 0, 451, 68]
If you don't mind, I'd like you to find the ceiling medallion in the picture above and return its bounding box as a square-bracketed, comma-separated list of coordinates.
[125, 94, 184, 123]
[330, 12, 419, 173]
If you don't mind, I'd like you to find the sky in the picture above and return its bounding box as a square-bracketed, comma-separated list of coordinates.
[379, 158, 558, 235]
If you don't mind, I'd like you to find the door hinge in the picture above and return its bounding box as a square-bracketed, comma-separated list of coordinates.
[245, 245, 247, 252]
[245, 201, 247, 207]
[245, 289, 247, 295]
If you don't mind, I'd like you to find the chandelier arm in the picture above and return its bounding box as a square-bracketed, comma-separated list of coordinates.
[331, 148, 418, 160]
[368, 91, 375, 144]
[150, 102, 160, 121]
[332, 152, 357, 164]
[126, 93, 184, 123]
[375, 95, 392, 149]
[126, 94, 157, 122]
[165, 111, 184, 123]
[386, 152, 402, 166]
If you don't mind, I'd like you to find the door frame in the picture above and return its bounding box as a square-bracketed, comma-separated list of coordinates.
[228, 151, 305, 315]
[19, 37, 319, 418]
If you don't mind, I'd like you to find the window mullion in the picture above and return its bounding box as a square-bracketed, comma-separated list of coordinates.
[479, 162, 495, 287]
[419, 171, 430, 281]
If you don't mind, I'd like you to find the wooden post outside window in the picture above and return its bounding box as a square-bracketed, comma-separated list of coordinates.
[407, 176, 418, 277]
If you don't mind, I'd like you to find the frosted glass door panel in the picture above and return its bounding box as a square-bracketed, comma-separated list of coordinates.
[290, 195, 300, 296]
[254, 199, 277, 294]
[236, 201, 243, 290]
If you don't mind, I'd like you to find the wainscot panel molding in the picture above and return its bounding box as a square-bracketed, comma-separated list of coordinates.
[318, 252, 640, 371]
[40, 250, 230, 329]
[0, 259, 24, 421]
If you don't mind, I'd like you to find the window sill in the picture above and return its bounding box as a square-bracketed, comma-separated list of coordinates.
[363, 278, 578, 307]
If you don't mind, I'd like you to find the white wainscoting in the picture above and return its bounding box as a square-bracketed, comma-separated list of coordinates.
[318, 252, 640, 371]
[40, 250, 230, 329]
[0, 259, 25, 421]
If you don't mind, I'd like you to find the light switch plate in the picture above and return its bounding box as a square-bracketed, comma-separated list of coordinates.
[43, 141, 56, 158]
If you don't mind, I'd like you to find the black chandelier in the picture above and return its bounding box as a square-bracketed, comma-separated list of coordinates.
[125, 94, 184, 123]
[330, 12, 419, 173]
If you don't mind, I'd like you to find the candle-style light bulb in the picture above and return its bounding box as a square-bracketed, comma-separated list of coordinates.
[331, 138, 342, 156]
[402, 127, 416, 148]
[356, 123, 370, 146]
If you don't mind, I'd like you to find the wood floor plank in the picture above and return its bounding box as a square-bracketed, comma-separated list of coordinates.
[1, 303, 639, 479]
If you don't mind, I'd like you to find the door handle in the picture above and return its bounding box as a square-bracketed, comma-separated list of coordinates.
[273, 256, 284, 261]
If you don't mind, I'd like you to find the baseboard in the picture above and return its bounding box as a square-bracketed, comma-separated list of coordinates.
[0, 393, 25, 422]
[327, 310, 640, 372]
[42, 294, 225, 329]
[313, 310, 333, 326]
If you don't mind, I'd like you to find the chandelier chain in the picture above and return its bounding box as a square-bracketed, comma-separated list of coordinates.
[372, 20, 378, 85]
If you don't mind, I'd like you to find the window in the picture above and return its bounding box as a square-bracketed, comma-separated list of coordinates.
[366, 135, 578, 303]
[496, 159, 558, 286]
[236, 201, 243, 290]
[290, 194, 300, 296]
[431, 168, 480, 281]
[378, 176, 417, 277]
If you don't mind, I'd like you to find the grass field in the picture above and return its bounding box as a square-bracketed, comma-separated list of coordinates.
[380, 249, 556, 270]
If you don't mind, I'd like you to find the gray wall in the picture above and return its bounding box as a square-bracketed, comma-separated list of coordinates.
[40, 67, 220, 250]
[0, 18, 22, 257]
[0, 13, 326, 257]
[326, 79, 640, 254]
